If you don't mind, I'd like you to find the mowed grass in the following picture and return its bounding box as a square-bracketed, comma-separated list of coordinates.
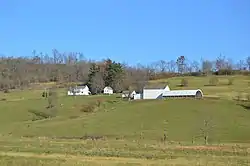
[0, 75, 250, 165]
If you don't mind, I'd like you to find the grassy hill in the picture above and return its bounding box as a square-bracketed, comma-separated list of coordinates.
[0, 75, 250, 165]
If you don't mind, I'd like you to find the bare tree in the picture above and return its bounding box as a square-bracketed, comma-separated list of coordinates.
[191, 61, 200, 72]
[168, 60, 176, 72]
[157, 60, 168, 73]
[176, 56, 186, 74]
[236, 60, 246, 70]
[91, 72, 105, 94]
[202, 60, 213, 75]
[246, 56, 250, 71]
[215, 54, 227, 71]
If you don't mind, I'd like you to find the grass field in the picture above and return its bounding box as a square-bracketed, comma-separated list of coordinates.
[0, 75, 250, 165]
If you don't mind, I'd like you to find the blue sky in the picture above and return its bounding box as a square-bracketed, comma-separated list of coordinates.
[0, 0, 250, 65]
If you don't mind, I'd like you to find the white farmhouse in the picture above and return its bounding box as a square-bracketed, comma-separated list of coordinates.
[103, 86, 113, 95]
[67, 85, 91, 96]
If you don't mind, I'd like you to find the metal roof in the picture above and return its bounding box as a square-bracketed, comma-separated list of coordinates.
[162, 89, 203, 97]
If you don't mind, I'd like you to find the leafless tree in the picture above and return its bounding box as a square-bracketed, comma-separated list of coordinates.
[246, 56, 250, 70]
[176, 56, 186, 74]
[202, 60, 213, 75]
[168, 60, 176, 72]
[236, 60, 246, 70]
[91, 72, 105, 94]
[191, 61, 200, 72]
[157, 60, 168, 73]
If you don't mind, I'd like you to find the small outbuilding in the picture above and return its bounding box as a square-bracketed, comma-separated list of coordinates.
[130, 90, 137, 99]
[67, 85, 91, 96]
[103, 86, 113, 95]
[122, 90, 130, 98]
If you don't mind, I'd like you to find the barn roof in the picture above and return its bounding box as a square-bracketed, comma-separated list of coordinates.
[162, 89, 203, 97]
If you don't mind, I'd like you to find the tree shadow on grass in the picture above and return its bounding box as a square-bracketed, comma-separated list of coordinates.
[237, 104, 250, 110]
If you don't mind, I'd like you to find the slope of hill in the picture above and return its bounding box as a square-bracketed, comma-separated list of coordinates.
[0, 75, 250, 165]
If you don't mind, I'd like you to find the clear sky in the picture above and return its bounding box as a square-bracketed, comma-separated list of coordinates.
[0, 0, 250, 65]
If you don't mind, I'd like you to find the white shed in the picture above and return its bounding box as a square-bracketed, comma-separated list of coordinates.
[134, 93, 142, 100]
[142, 85, 169, 99]
[103, 86, 113, 95]
[67, 85, 91, 96]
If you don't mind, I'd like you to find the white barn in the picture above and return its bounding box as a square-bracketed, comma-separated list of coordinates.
[142, 84, 203, 99]
[143, 85, 170, 99]
[103, 86, 113, 95]
[163, 89, 203, 98]
[67, 85, 91, 96]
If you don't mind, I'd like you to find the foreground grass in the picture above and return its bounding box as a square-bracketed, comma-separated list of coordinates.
[0, 136, 250, 165]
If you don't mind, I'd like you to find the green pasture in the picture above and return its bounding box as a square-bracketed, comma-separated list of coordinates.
[0, 75, 250, 165]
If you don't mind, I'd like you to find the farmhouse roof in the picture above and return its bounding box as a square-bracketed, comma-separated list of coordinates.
[144, 84, 167, 89]
[104, 86, 113, 90]
[76, 85, 86, 89]
[68, 85, 86, 90]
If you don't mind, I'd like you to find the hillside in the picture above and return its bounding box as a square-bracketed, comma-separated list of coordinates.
[0, 75, 250, 165]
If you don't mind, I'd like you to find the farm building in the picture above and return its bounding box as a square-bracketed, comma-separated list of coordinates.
[121, 90, 137, 99]
[103, 86, 113, 95]
[142, 85, 170, 99]
[67, 85, 91, 96]
[133, 93, 142, 100]
[121, 91, 130, 98]
[130, 90, 137, 98]
[162, 89, 203, 99]
[142, 84, 203, 99]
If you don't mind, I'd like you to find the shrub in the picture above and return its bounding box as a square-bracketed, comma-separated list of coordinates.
[180, 78, 188, 87]
[80, 104, 96, 113]
[3, 89, 10, 93]
[246, 93, 250, 102]
[47, 88, 57, 108]
[209, 77, 219, 86]
[28, 109, 53, 121]
[228, 77, 234, 85]
[234, 92, 243, 101]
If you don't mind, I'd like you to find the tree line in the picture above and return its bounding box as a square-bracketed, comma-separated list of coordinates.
[0, 49, 250, 93]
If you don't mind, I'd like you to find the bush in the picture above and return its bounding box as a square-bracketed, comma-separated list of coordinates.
[180, 78, 188, 87]
[228, 77, 234, 85]
[209, 77, 219, 86]
[80, 104, 96, 113]
[3, 89, 10, 93]
[234, 92, 243, 101]
[28, 109, 53, 121]
[246, 93, 250, 102]
[47, 88, 57, 108]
